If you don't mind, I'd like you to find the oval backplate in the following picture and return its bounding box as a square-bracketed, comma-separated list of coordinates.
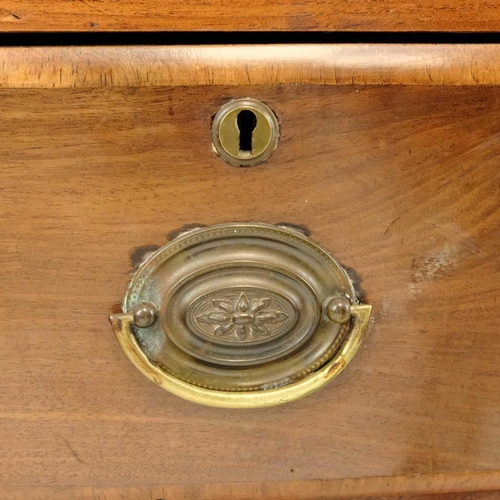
[122, 223, 359, 393]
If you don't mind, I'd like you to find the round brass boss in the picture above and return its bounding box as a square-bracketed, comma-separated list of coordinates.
[211, 98, 280, 166]
[109, 223, 371, 408]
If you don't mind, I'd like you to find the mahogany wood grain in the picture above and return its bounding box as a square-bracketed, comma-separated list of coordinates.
[0, 0, 500, 32]
[1, 50, 500, 499]
[1, 45, 500, 89]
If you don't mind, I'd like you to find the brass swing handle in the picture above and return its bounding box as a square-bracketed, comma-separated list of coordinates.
[109, 304, 371, 409]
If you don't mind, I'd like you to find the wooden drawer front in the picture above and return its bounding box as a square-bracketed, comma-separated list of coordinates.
[1, 45, 500, 499]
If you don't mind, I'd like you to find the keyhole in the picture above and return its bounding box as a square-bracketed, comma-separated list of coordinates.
[237, 110, 257, 156]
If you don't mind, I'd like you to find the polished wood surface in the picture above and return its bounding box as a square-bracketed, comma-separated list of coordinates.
[1, 50, 500, 498]
[1, 45, 500, 89]
[0, 0, 499, 32]
[2, 476, 500, 499]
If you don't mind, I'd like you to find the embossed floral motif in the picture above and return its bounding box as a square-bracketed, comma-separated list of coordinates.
[197, 292, 289, 341]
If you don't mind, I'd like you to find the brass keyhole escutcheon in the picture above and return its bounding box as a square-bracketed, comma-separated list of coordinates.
[212, 98, 280, 166]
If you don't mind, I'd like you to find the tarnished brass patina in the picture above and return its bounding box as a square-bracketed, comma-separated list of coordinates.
[110, 223, 371, 408]
[211, 98, 280, 166]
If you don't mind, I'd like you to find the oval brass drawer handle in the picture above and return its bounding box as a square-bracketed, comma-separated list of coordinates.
[109, 223, 371, 408]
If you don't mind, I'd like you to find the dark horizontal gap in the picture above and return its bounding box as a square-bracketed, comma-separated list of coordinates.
[0, 31, 499, 46]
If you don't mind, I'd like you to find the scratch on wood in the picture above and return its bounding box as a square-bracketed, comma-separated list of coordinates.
[62, 437, 84, 464]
